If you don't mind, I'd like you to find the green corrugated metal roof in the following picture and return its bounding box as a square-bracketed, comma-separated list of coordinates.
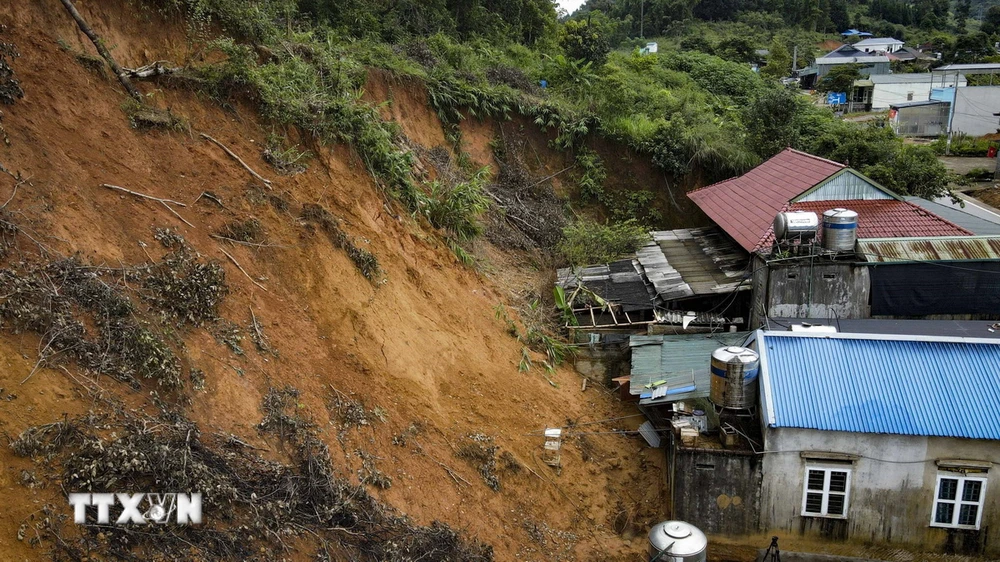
[629, 332, 751, 404]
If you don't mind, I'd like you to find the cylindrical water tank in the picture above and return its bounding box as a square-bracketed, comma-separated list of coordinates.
[648, 520, 707, 562]
[709, 346, 760, 409]
[822, 208, 858, 252]
[773, 211, 819, 242]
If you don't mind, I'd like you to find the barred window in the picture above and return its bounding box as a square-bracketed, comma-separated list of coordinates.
[932, 475, 986, 529]
[802, 466, 851, 518]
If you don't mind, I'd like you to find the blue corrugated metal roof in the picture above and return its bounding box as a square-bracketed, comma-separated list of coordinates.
[759, 332, 1000, 439]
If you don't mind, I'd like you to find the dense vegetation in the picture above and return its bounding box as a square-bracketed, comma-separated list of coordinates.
[151, 0, 984, 267]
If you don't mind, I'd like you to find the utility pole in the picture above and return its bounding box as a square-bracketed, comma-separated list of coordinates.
[793, 45, 798, 72]
[640, 0, 644, 39]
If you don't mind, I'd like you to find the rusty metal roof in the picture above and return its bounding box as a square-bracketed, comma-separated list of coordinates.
[858, 236, 1000, 262]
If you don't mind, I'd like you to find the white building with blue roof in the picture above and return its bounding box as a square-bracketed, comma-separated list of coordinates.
[749, 330, 1000, 556]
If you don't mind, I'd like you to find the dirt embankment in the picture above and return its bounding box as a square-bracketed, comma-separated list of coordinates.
[0, 1, 666, 561]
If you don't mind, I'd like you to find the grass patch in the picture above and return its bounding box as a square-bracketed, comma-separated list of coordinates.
[216, 217, 264, 243]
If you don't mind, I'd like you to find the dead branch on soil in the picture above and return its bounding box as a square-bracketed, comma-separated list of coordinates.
[218, 247, 267, 292]
[100, 183, 187, 206]
[1, 176, 23, 209]
[101, 183, 194, 228]
[429, 455, 471, 486]
[57, 0, 143, 101]
[123, 61, 180, 79]
[194, 190, 225, 208]
[209, 234, 287, 249]
[528, 164, 575, 188]
[248, 305, 265, 346]
[200, 133, 273, 188]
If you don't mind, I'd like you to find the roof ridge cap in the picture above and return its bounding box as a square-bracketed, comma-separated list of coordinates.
[784, 148, 846, 169]
[688, 175, 738, 195]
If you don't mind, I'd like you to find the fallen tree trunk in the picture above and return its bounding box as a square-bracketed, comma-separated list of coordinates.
[124, 61, 181, 79]
[57, 0, 142, 101]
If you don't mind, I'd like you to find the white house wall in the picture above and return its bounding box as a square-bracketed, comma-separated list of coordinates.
[872, 77, 967, 110]
[952, 86, 1000, 137]
[760, 427, 1000, 554]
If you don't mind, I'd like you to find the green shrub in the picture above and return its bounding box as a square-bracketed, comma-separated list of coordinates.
[576, 149, 607, 202]
[558, 219, 650, 266]
[420, 167, 491, 242]
[930, 133, 993, 156]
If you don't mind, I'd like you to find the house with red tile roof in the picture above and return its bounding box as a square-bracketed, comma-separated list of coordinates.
[687, 148, 970, 254]
[686, 148, 1000, 326]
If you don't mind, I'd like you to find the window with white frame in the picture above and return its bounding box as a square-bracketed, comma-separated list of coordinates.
[802, 466, 851, 517]
[931, 475, 987, 529]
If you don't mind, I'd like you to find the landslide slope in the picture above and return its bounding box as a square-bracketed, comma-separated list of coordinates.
[0, 2, 664, 560]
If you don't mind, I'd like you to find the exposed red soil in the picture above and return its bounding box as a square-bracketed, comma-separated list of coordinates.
[0, 2, 669, 561]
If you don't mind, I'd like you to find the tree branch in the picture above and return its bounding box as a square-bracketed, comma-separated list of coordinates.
[57, 0, 143, 101]
[200, 133, 273, 187]
[101, 184, 193, 228]
[219, 247, 268, 292]
[100, 183, 187, 207]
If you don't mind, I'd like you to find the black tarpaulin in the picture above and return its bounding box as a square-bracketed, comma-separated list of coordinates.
[870, 262, 1000, 316]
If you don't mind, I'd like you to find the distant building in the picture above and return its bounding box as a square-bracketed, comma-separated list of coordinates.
[815, 44, 891, 78]
[854, 36, 905, 53]
[933, 63, 1000, 137]
[893, 45, 939, 63]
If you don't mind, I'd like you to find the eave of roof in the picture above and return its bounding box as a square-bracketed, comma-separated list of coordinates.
[757, 331, 1000, 439]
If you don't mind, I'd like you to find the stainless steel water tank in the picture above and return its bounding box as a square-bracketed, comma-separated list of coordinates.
[772, 211, 818, 242]
[709, 346, 760, 409]
[648, 520, 707, 562]
[822, 208, 858, 252]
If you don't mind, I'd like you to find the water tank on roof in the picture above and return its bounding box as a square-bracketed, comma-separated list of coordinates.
[709, 346, 760, 410]
[822, 208, 858, 252]
[648, 520, 707, 562]
[773, 211, 819, 243]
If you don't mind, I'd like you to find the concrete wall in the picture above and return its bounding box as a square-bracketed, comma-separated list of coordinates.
[670, 443, 762, 535]
[764, 261, 870, 321]
[760, 428, 1000, 556]
[952, 86, 1000, 137]
[570, 333, 630, 385]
